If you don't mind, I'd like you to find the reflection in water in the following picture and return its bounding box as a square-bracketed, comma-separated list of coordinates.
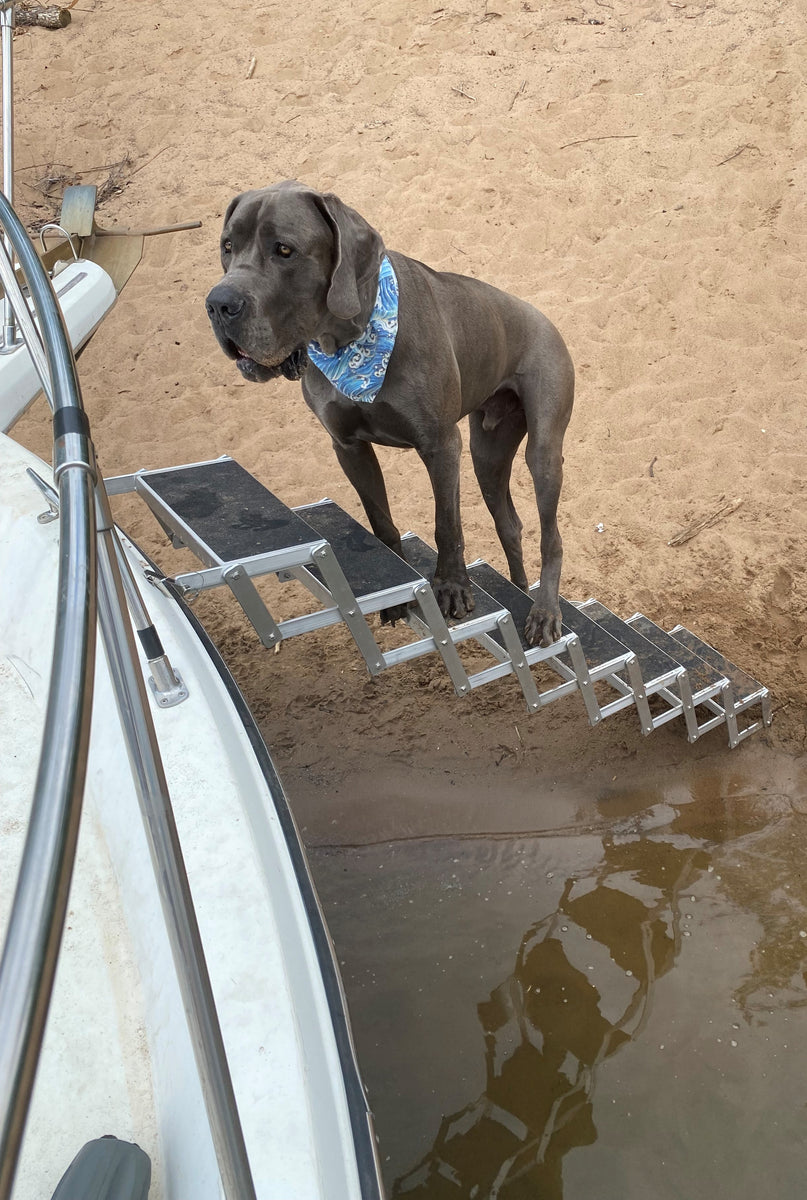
[393, 830, 708, 1198]
[391, 760, 807, 1200]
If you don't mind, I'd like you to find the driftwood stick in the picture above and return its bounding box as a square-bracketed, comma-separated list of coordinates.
[95, 220, 202, 238]
[16, 5, 72, 29]
[668, 497, 743, 547]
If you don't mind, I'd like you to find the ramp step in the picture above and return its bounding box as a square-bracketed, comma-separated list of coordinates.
[140, 458, 320, 562]
[578, 600, 681, 685]
[467, 562, 630, 670]
[295, 501, 424, 599]
[626, 614, 725, 697]
[402, 535, 505, 624]
[668, 626, 766, 704]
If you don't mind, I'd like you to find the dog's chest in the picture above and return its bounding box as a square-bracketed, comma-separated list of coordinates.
[304, 376, 418, 451]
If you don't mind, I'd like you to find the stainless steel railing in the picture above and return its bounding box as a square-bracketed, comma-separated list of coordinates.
[0, 189, 98, 1200]
[0, 190, 256, 1199]
[1, 2, 17, 348]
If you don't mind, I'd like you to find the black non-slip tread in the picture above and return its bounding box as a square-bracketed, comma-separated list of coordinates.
[669, 626, 765, 703]
[579, 600, 680, 685]
[296, 501, 424, 597]
[140, 458, 321, 562]
[627, 614, 725, 696]
[467, 562, 631, 668]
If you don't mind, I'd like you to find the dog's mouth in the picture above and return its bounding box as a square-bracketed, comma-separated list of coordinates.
[224, 338, 309, 383]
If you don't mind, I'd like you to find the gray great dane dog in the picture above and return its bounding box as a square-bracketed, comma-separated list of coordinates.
[206, 181, 574, 647]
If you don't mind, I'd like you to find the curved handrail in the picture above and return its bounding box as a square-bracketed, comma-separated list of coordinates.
[0, 190, 98, 1200]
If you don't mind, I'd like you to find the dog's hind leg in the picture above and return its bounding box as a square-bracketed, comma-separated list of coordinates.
[469, 395, 529, 589]
[416, 424, 476, 620]
[524, 435, 565, 645]
[522, 400, 570, 647]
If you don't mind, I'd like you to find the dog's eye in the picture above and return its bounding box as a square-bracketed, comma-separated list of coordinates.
[274, 242, 294, 259]
[222, 239, 232, 254]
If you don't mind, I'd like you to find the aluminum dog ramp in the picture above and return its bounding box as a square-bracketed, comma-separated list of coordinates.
[630, 617, 771, 747]
[106, 456, 393, 675]
[291, 500, 473, 694]
[466, 561, 641, 726]
[108, 456, 475, 692]
[106, 458, 771, 745]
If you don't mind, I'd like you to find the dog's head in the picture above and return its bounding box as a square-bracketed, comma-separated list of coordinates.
[205, 181, 385, 383]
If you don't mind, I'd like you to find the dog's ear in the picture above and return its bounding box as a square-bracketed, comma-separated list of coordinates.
[222, 193, 243, 228]
[314, 193, 384, 321]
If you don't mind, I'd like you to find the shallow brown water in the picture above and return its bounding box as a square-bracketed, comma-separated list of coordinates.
[304, 748, 807, 1199]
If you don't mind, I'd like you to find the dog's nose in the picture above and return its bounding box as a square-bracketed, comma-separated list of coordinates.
[206, 284, 246, 322]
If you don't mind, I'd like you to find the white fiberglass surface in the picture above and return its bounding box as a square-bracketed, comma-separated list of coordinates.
[0, 434, 363, 1199]
[0, 434, 163, 1198]
[0, 260, 117, 433]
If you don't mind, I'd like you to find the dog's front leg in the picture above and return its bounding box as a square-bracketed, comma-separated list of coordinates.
[332, 438, 402, 553]
[331, 438, 408, 624]
[418, 426, 475, 621]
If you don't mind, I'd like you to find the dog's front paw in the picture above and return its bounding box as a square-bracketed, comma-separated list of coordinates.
[434, 576, 476, 622]
[525, 601, 563, 648]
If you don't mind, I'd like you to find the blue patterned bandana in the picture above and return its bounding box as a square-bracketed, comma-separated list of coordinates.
[307, 255, 399, 403]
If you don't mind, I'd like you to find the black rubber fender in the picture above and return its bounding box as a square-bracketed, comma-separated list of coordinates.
[51, 1136, 151, 1200]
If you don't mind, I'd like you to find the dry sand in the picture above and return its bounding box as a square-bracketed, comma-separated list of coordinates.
[11, 0, 806, 802]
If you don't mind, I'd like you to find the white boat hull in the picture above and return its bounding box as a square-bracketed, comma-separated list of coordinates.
[0, 432, 376, 1199]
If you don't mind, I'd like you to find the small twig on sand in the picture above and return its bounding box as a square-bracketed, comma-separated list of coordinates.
[668, 497, 743, 547]
[246, 55, 257, 79]
[131, 146, 168, 177]
[648, 455, 658, 478]
[509, 80, 527, 111]
[451, 84, 477, 101]
[717, 143, 760, 166]
[560, 133, 638, 149]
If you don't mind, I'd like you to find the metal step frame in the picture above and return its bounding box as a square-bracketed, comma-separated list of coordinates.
[668, 623, 772, 748]
[106, 457, 771, 750]
[107, 460, 477, 695]
[107, 457, 390, 676]
[401, 534, 569, 715]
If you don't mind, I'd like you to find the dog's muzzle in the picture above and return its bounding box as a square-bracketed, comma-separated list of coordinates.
[248, 346, 309, 382]
[205, 284, 309, 383]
